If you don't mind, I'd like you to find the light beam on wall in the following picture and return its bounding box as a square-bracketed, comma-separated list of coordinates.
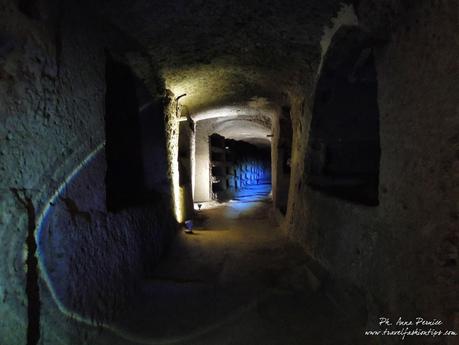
[35, 142, 107, 325]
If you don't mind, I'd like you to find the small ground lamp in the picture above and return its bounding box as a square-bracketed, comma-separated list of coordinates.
[184, 219, 193, 234]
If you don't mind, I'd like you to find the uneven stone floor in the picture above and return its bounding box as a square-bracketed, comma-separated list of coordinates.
[104, 184, 368, 345]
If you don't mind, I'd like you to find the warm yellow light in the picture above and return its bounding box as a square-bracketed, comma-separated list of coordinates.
[169, 119, 184, 224]
[171, 158, 184, 223]
[164, 97, 185, 224]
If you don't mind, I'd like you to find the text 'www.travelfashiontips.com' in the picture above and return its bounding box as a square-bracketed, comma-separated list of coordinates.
[364, 317, 457, 340]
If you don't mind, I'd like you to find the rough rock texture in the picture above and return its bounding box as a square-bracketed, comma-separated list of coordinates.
[0, 0, 177, 343]
[1, 0, 457, 344]
[0, 1, 105, 342]
[39, 148, 175, 324]
[94, 0, 343, 114]
[284, 1, 458, 343]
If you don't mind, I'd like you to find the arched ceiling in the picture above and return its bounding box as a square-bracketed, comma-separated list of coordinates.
[213, 117, 271, 147]
[189, 98, 273, 147]
[190, 98, 273, 122]
[96, 0, 344, 114]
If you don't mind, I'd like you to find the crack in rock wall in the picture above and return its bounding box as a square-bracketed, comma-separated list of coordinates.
[0, 0, 177, 343]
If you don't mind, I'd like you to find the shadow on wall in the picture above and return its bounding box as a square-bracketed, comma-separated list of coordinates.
[305, 25, 381, 206]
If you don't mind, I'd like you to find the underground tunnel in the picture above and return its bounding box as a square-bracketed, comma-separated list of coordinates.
[0, 0, 458, 345]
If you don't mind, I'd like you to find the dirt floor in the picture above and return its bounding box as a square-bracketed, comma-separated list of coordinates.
[109, 184, 368, 345]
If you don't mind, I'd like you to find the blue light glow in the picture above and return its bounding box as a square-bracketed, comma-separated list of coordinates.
[35, 142, 106, 325]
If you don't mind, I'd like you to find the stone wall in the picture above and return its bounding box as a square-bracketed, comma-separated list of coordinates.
[194, 119, 212, 202]
[0, 0, 177, 343]
[284, 1, 458, 342]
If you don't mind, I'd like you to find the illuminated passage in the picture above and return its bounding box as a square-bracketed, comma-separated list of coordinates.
[0, 1, 455, 345]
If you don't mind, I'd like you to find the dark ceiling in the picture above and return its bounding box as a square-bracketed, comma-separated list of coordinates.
[96, 0, 344, 114]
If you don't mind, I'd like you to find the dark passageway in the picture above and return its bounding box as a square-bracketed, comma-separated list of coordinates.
[0, 0, 457, 345]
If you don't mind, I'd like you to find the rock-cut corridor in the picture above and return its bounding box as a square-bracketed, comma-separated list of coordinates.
[0, 0, 457, 344]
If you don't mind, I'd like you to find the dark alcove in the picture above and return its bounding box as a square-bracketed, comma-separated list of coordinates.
[305, 26, 381, 206]
[105, 53, 170, 211]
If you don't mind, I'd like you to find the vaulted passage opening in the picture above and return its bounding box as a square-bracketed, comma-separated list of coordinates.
[305, 26, 381, 206]
[192, 107, 273, 203]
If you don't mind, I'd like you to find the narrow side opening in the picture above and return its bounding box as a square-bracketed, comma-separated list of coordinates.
[178, 119, 194, 219]
[275, 106, 292, 214]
